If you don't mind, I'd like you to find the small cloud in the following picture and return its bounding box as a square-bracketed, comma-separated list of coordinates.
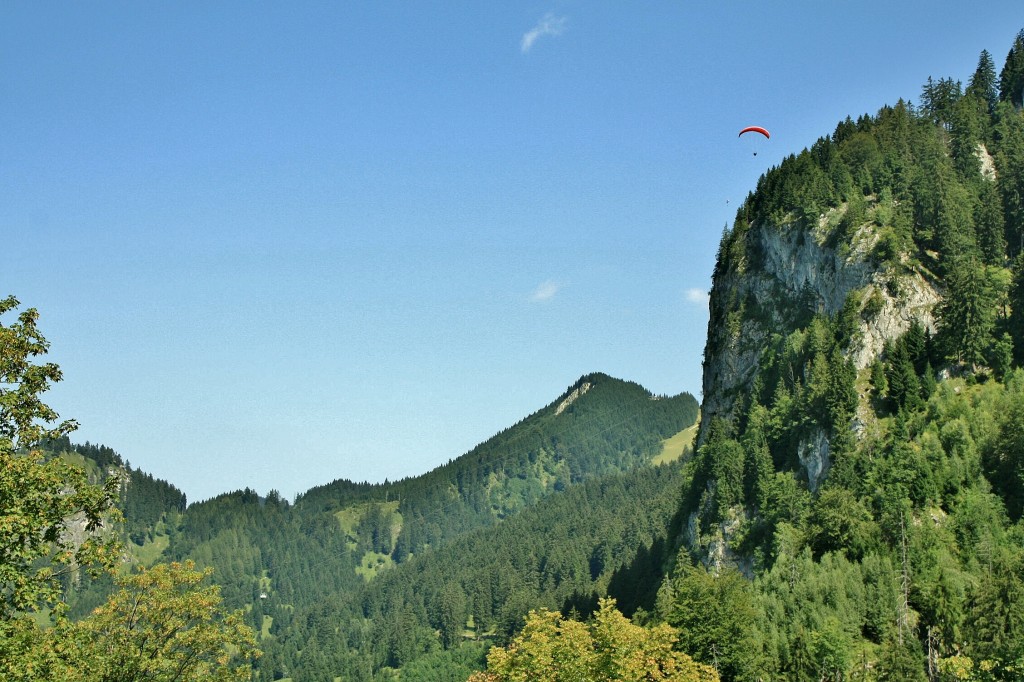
[530, 280, 560, 302]
[521, 13, 567, 53]
[684, 288, 710, 306]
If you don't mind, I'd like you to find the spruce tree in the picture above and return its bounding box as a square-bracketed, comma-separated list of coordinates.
[937, 256, 998, 367]
[1009, 254, 1024, 362]
[950, 94, 987, 179]
[975, 179, 1007, 265]
[993, 101, 1024, 256]
[870, 358, 889, 406]
[999, 29, 1024, 107]
[886, 341, 922, 412]
[967, 49, 999, 113]
[920, 76, 962, 128]
[934, 178, 980, 271]
[920, 362, 937, 401]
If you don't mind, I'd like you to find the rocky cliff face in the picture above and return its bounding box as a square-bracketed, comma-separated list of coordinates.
[687, 206, 942, 571]
[699, 211, 940, 454]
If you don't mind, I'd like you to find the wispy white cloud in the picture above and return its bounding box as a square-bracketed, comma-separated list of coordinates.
[530, 280, 560, 302]
[684, 288, 710, 306]
[521, 13, 567, 53]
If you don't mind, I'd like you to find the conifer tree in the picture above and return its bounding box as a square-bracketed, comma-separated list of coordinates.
[657, 562, 763, 681]
[870, 358, 888, 405]
[937, 257, 999, 367]
[1011, 253, 1024, 360]
[976, 179, 1007, 265]
[999, 29, 1024, 107]
[950, 94, 987, 178]
[741, 404, 773, 509]
[965, 547, 1024, 676]
[886, 341, 922, 412]
[934, 178, 979, 269]
[993, 101, 1024, 256]
[967, 49, 999, 113]
[920, 361, 937, 400]
[904, 320, 928, 375]
[919, 76, 962, 129]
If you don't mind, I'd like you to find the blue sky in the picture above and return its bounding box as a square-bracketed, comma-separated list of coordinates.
[3, 2, 1021, 503]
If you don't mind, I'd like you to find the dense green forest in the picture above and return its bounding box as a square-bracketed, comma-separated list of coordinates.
[5, 27, 1024, 682]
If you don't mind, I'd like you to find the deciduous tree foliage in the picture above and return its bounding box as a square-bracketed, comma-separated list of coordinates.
[0, 296, 123, 678]
[0, 296, 121, 617]
[467, 598, 718, 682]
[53, 561, 260, 682]
[0, 297, 258, 682]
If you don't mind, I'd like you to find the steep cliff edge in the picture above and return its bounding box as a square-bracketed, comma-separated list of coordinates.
[699, 208, 941, 466]
[687, 188, 949, 568]
[680, 101, 1018, 569]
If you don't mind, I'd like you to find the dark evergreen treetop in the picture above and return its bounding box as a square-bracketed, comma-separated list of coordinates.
[967, 49, 999, 113]
[999, 29, 1024, 107]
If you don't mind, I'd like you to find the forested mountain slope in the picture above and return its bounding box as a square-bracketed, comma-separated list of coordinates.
[60, 373, 698, 680]
[168, 373, 696, 579]
[662, 32, 1024, 680]
[264, 461, 689, 680]
[47, 437, 187, 544]
[296, 372, 696, 552]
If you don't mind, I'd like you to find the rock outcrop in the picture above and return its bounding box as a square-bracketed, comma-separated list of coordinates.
[688, 206, 942, 571]
[699, 212, 940, 449]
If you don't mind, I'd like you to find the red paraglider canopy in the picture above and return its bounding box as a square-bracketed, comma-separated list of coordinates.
[738, 126, 770, 138]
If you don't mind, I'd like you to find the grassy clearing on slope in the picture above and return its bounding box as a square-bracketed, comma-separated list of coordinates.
[261, 615, 273, 639]
[355, 551, 394, 581]
[58, 449, 104, 483]
[652, 417, 699, 466]
[334, 500, 401, 549]
[128, 532, 169, 566]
